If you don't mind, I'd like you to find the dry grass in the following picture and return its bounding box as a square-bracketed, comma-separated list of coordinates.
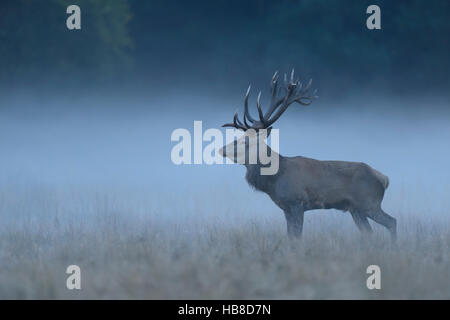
[0, 184, 449, 299]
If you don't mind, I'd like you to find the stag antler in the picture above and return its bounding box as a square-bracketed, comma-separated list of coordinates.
[222, 69, 318, 131]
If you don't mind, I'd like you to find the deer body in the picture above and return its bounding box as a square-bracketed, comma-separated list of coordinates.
[221, 70, 397, 239]
[244, 151, 395, 238]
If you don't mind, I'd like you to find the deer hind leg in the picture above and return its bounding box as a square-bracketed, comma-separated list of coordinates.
[283, 205, 304, 239]
[367, 208, 397, 241]
[350, 212, 373, 234]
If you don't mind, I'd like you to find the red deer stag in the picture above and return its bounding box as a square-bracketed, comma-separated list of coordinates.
[219, 70, 396, 240]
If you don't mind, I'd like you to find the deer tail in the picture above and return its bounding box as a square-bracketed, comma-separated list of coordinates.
[373, 169, 390, 190]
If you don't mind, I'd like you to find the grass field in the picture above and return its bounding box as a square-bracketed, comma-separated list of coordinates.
[0, 183, 449, 299]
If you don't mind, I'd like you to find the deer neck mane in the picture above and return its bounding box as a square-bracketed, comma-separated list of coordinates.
[244, 148, 283, 193]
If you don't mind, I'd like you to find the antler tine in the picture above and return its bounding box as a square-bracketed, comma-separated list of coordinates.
[271, 71, 279, 94]
[270, 71, 279, 102]
[290, 68, 295, 84]
[244, 85, 255, 123]
[295, 89, 318, 105]
[303, 79, 312, 92]
[222, 111, 248, 130]
[271, 70, 279, 83]
[256, 91, 265, 124]
[243, 110, 251, 127]
[246, 85, 251, 96]
[234, 112, 248, 130]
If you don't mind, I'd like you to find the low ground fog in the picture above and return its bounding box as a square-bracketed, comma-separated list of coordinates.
[0, 94, 449, 298]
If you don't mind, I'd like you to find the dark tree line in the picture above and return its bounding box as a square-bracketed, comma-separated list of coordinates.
[0, 0, 449, 96]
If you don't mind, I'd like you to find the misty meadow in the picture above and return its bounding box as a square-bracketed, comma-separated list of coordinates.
[1, 0, 449, 299]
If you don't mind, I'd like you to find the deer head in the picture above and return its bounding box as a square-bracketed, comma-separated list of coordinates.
[219, 70, 318, 165]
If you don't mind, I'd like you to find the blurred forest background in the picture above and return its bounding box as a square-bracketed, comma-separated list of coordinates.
[0, 0, 449, 100]
[1, 1, 450, 299]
